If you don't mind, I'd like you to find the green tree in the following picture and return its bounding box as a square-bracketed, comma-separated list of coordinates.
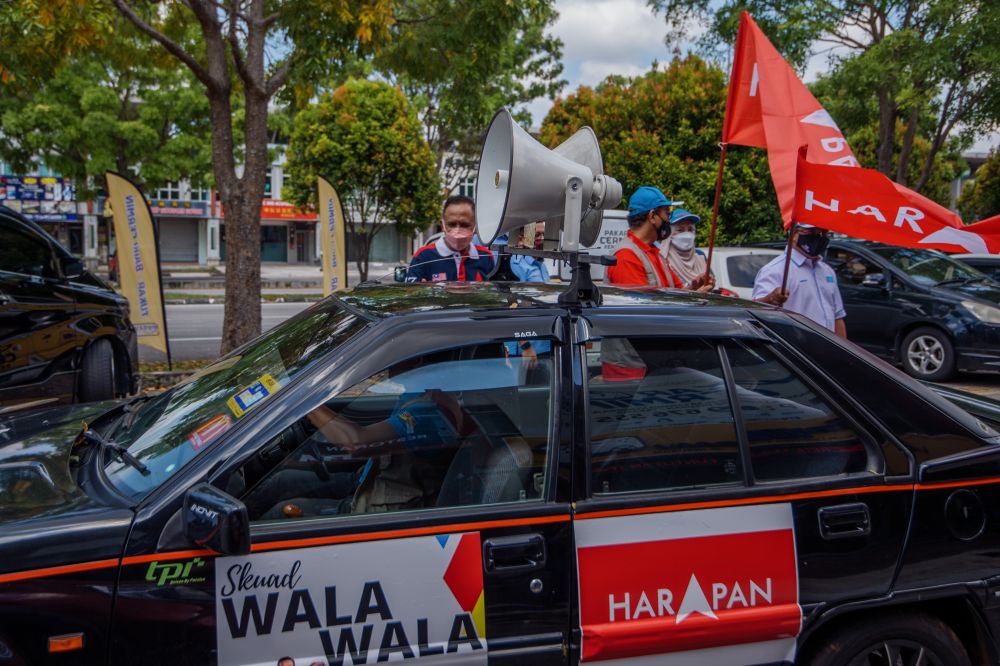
[107, 0, 394, 353]
[0, 18, 213, 198]
[651, 0, 1000, 195]
[541, 56, 784, 244]
[373, 0, 564, 193]
[284, 79, 440, 281]
[959, 151, 1000, 222]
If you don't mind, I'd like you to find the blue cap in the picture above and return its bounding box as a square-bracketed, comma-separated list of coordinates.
[627, 186, 678, 217]
[669, 209, 701, 225]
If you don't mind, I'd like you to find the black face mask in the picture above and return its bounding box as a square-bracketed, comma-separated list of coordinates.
[655, 215, 671, 242]
[797, 232, 829, 257]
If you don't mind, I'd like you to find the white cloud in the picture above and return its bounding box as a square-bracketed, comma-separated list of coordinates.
[554, 0, 667, 65]
[576, 60, 649, 87]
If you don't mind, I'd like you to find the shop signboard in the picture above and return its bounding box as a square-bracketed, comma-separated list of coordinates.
[2, 175, 79, 221]
[149, 199, 209, 217]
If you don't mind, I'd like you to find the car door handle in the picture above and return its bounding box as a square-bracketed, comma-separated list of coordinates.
[818, 503, 871, 540]
[483, 533, 546, 575]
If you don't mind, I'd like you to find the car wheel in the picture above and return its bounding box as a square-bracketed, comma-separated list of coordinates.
[901, 326, 954, 381]
[806, 613, 969, 666]
[79, 338, 117, 402]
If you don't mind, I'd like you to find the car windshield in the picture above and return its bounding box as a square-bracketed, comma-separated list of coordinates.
[869, 246, 987, 286]
[103, 298, 368, 499]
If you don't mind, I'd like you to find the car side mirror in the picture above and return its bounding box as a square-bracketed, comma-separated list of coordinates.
[60, 256, 85, 280]
[183, 483, 250, 555]
[861, 272, 886, 288]
[394, 266, 407, 283]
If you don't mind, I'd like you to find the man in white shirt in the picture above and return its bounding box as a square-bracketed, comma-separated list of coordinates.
[753, 225, 847, 338]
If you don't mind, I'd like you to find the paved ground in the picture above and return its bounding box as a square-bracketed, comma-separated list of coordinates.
[943, 375, 1000, 400]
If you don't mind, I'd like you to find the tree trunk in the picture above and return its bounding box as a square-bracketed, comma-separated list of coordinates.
[895, 104, 920, 186]
[219, 91, 269, 353]
[877, 88, 896, 177]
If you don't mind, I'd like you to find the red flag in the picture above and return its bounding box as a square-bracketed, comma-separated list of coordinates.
[794, 151, 1000, 253]
[724, 12, 858, 226]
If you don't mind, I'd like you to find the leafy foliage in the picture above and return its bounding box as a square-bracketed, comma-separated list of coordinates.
[368, 0, 564, 193]
[959, 151, 1000, 222]
[651, 0, 1000, 196]
[541, 56, 784, 244]
[284, 79, 440, 280]
[0, 17, 213, 197]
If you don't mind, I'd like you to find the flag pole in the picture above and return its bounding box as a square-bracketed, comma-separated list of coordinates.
[703, 142, 728, 281]
[780, 223, 797, 302]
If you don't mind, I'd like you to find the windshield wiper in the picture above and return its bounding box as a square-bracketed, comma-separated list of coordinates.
[936, 277, 979, 287]
[80, 428, 150, 476]
[117, 394, 153, 435]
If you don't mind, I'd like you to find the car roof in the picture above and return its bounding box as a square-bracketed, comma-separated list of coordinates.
[339, 281, 769, 319]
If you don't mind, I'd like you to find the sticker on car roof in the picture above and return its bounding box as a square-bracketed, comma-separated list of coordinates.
[227, 374, 281, 418]
[576, 504, 800, 664]
[215, 531, 486, 666]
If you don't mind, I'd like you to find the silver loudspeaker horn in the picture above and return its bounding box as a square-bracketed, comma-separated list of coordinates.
[475, 108, 621, 250]
[544, 127, 606, 248]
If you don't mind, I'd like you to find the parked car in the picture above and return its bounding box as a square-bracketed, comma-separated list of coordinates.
[0, 205, 137, 411]
[703, 246, 782, 299]
[5, 281, 1000, 665]
[954, 253, 1000, 282]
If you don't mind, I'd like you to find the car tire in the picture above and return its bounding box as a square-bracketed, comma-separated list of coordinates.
[79, 338, 117, 402]
[901, 326, 955, 381]
[806, 612, 970, 666]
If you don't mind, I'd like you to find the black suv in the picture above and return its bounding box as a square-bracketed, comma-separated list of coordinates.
[818, 240, 1000, 381]
[0, 205, 137, 410]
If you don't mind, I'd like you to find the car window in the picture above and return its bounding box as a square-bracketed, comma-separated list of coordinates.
[236, 339, 555, 522]
[870, 246, 984, 286]
[827, 248, 881, 286]
[104, 299, 367, 499]
[0, 221, 55, 277]
[723, 340, 872, 481]
[726, 254, 777, 288]
[587, 338, 744, 494]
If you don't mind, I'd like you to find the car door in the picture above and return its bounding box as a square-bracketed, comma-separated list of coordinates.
[825, 246, 899, 355]
[570, 312, 912, 665]
[110, 313, 573, 666]
[0, 218, 79, 399]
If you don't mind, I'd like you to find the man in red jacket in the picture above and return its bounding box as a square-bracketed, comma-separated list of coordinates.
[607, 186, 713, 292]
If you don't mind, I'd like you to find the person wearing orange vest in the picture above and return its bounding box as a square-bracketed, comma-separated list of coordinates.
[607, 186, 714, 291]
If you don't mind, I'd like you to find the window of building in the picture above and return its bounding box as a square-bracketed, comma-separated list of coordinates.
[264, 171, 273, 198]
[156, 182, 182, 200]
[235, 340, 555, 522]
[189, 185, 211, 202]
[458, 176, 475, 200]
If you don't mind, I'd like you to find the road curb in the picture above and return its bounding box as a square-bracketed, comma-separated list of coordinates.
[164, 296, 322, 305]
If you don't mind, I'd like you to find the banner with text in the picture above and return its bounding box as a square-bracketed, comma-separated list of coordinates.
[104, 171, 169, 355]
[215, 532, 487, 666]
[318, 176, 348, 295]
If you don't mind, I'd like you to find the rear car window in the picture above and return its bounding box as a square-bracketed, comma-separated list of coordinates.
[727, 254, 776, 288]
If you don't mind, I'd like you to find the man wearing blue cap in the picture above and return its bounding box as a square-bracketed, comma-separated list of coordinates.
[752, 224, 847, 337]
[607, 186, 713, 290]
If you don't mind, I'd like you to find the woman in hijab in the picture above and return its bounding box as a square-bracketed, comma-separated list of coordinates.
[661, 208, 714, 293]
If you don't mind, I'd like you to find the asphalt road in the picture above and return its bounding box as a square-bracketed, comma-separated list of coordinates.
[139, 302, 311, 363]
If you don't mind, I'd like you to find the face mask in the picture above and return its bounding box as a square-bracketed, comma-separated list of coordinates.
[655, 214, 671, 242]
[671, 231, 696, 251]
[445, 226, 474, 250]
[797, 233, 829, 258]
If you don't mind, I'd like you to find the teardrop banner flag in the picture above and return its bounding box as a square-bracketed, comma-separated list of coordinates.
[104, 171, 171, 361]
[317, 176, 348, 296]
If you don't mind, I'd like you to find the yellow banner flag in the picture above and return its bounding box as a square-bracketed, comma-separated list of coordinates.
[318, 176, 348, 295]
[104, 171, 170, 357]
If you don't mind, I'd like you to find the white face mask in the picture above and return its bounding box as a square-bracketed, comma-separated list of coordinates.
[671, 231, 696, 251]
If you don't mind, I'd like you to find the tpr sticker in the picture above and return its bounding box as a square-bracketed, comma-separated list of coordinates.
[188, 414, 232, 450]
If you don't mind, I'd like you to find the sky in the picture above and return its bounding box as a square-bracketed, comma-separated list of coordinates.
[529, 0, 1000, 152]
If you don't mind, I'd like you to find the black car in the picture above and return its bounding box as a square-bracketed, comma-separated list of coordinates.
[5, 282, 1000, 666]
[0, 205, 137, 411]
[955, 254, 1000, 283]
[815, 240, 1000, 381]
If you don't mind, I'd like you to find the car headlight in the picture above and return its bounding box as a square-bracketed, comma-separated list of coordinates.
[962, 299, 1000, 323]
